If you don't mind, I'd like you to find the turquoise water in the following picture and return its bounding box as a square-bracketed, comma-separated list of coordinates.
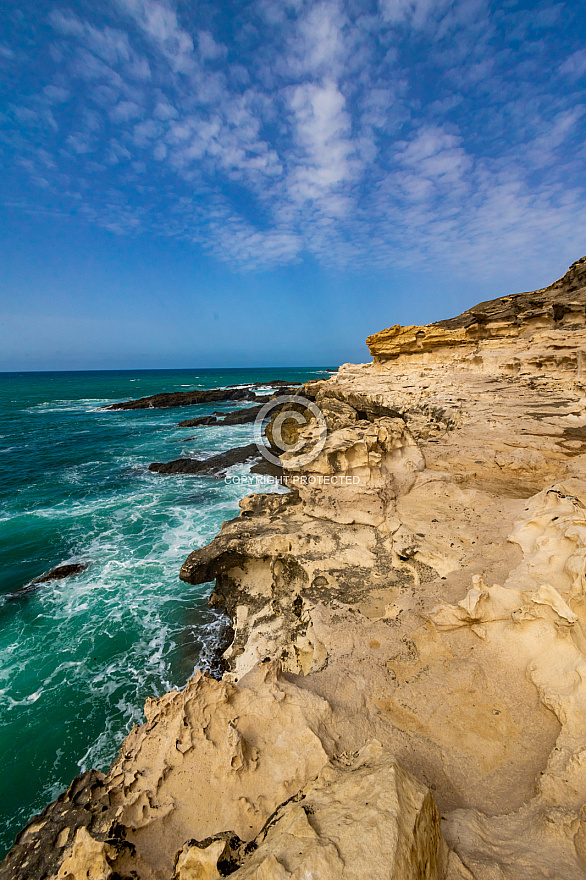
[0, 368, 331, 856]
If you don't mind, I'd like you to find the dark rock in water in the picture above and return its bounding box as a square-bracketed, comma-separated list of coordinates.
[34, 563, 88, 584]
[104, 388, 256, 411]
[178, 405, 267, 430]
[177, 415, 219, 428]
[3, 563, 88, 602]
[249, 457, 283, 477]
[105, 380, 305, 411]
[104, 378, 311, 412]
[226, 380, 301, 389]
[219, 405, 265, 426]
[149, 444, 262, 476]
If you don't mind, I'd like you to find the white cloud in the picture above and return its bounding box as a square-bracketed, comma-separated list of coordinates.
[560, 49, 586, 80]
[287, 80, 357, 208]
[84, 26, 131, 65]
[153, 100, 178, 119]
[198, 31, 227, 61]
[65, 132, 95, 154]
[43, 85, 70, 102]
[397, 126, 471, 189]
[286, 1, 346, 75]
[0, 42, 15, 60]
[106, 139, 132, 164]
[379, 0, 450, 28]
[70, 48, 122, 83]
[133, 119, 162, 146]
[49, 9, 85, 36]
[117, 0, 196, 73]
[525, 106, 586, 166]
[5, 0, 586, 277]
[50, 10, 150, 80]
[110, 100, 145, 121]
[196, 207, 302, 268]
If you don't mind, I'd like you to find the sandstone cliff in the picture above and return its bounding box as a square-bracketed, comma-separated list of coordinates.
[2, 259, 586, 880]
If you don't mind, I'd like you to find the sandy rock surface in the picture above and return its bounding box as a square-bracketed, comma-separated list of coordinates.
[2, 258, 586, 880]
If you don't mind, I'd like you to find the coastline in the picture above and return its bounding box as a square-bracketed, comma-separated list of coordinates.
[0, 368, 328, 861]
[2, 262, 586, 878]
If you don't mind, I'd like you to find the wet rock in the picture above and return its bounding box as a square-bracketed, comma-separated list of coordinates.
[105, 380, 305, 411]
[3, 564, 88, 602]
[226, 380, 303, 390]
[177, 416, 218, 428]
[177, 406, 266, 430]
[219, 405, 265, 426]
[33, 563, 88, 584]
[104, 388, 256, 411]
[149, 443, 262, 476]
[0, 771, 116, 880]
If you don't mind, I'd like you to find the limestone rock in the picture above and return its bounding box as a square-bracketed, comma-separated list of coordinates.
[55, 828, 113, 880]
[101, 661, 336, 877]
[166, 742, 448, 880]
[5, 258, 586, 880]
[230, 741, 448, 880]
[367, 255, 586, 363]
[172, 837, 237, 880]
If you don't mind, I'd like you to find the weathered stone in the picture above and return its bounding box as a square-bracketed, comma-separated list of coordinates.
[367, 256, 586, 362]
[229, 741, 448, 880]
[5, 258, 586, 880]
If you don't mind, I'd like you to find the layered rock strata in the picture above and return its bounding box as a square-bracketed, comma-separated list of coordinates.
[367, 255, 586, 364]
[2, 258, 586, 880]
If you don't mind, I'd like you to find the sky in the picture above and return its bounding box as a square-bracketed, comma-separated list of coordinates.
[0, 0, 585, 370]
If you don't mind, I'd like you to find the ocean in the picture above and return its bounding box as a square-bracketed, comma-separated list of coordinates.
[0, 367, 332, 856]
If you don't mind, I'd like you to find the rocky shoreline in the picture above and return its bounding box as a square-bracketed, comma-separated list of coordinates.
[2, 259, 586, 879]
[104, 380, 304, 411]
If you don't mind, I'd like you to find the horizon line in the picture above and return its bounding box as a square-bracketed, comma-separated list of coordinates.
[0, 365, 341, 375]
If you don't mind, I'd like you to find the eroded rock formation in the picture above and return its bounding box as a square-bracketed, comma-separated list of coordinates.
[3, 258, 586, 880]
[367, 255, 586, 365]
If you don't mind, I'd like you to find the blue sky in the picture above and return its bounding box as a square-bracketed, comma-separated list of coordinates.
[1, 0, 585, 369]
